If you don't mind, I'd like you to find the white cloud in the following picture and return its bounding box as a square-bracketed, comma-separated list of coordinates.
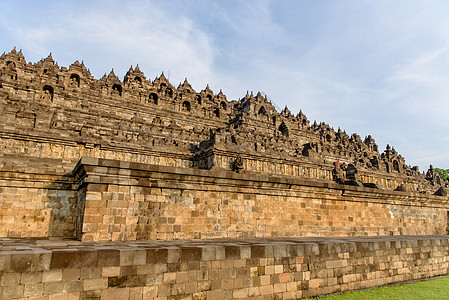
[1, 0, 448, 170]
[0, 0, 216, 91]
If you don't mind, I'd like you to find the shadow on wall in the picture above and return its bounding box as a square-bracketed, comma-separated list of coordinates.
[43, 173, 78, 238]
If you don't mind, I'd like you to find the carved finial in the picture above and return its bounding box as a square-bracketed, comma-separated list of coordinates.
[217, 89, 226, 98]
[204, 84, 213, 94]
[43, 53, 55, 65]
[135, 64, 141, 72]
[11, 47, 17, 54]
[282, 106, 292, 117]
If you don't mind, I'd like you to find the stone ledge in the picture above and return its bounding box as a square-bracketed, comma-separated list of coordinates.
[74, 157, 449, 206]
[1, 235, 447, 254]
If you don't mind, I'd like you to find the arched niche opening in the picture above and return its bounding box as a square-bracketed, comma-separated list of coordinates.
[279, 121, 289, 137]
[40, 85, 54, 102]
[195, 95, 202, 105]
[148, 93, 158, 104]
[69, 73, 80, 87]
[134, 76, 142, 85]
[6, 61, 17, 80]
[112, 84, 122, 97]
[165, 87, 173, 98]
[220, 101, 227, 110]
[206, 94, 213, 102]
[6, 61, 15, 68]
[325, 134, 331, 143]
[213, 108, 220, 118]
[258, 106, 267, 116]
[393, 160, 400, 172]
[182, 101, 191, 112]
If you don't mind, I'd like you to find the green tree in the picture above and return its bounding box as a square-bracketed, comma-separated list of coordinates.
[435, 168, 449, 180]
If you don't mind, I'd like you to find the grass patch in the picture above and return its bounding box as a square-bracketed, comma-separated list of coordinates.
[316, 276, 449, 300]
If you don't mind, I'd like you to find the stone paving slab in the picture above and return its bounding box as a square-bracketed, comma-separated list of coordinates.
[1, 235, 447, 254]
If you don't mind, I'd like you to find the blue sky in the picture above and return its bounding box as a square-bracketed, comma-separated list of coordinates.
[1, 0, 448, 171]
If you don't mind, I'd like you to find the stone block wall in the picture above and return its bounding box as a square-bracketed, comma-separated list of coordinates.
[75, 158, 449, 242]
[0, 236, 448, 299]
[1, 155, 448, 241]
[0, 156, 77, 238]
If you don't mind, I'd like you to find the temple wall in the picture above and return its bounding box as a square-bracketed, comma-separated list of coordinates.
[75, 158, 449, 243]
[0, 137, 191, 169]
[1, 236, 448, 299]
[0, 161, 77, 238]
[1, 155, 447, 241]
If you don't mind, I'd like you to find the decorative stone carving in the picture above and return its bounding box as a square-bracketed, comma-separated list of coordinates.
[231, 155, 244, 173]
[0, 48, 446, 194]
[395, 184, 407, 192]
[433, 186, 447, 196]
[332, 162, 346, 184]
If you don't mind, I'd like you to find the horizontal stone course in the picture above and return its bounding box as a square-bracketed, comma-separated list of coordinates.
[0, 236, 448, 299]
[72, 158, 449, 242]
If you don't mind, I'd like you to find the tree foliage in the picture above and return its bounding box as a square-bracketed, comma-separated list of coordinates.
[435, 168, 449, 180]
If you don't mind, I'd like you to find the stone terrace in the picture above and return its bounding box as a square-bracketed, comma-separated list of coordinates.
[1, 236, 448, 299]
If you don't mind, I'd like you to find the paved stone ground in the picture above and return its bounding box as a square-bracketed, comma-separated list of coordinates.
[1, 235, 447, 253]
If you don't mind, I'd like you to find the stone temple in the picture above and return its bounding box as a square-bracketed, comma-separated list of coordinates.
[0, 48, 448, 299]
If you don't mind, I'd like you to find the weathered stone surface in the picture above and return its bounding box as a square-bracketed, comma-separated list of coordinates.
[0, 48, 449, 298]
[68, 158, 449, 242]
[1, 236, 446, 299]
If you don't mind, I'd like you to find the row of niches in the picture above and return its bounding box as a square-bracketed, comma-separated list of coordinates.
[0, 50, 233, 110]
[0, 48, 443, 185]
[0, 47, 438, 175]
[1, 66, 235, 119]
[1, 49, 320, 132]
